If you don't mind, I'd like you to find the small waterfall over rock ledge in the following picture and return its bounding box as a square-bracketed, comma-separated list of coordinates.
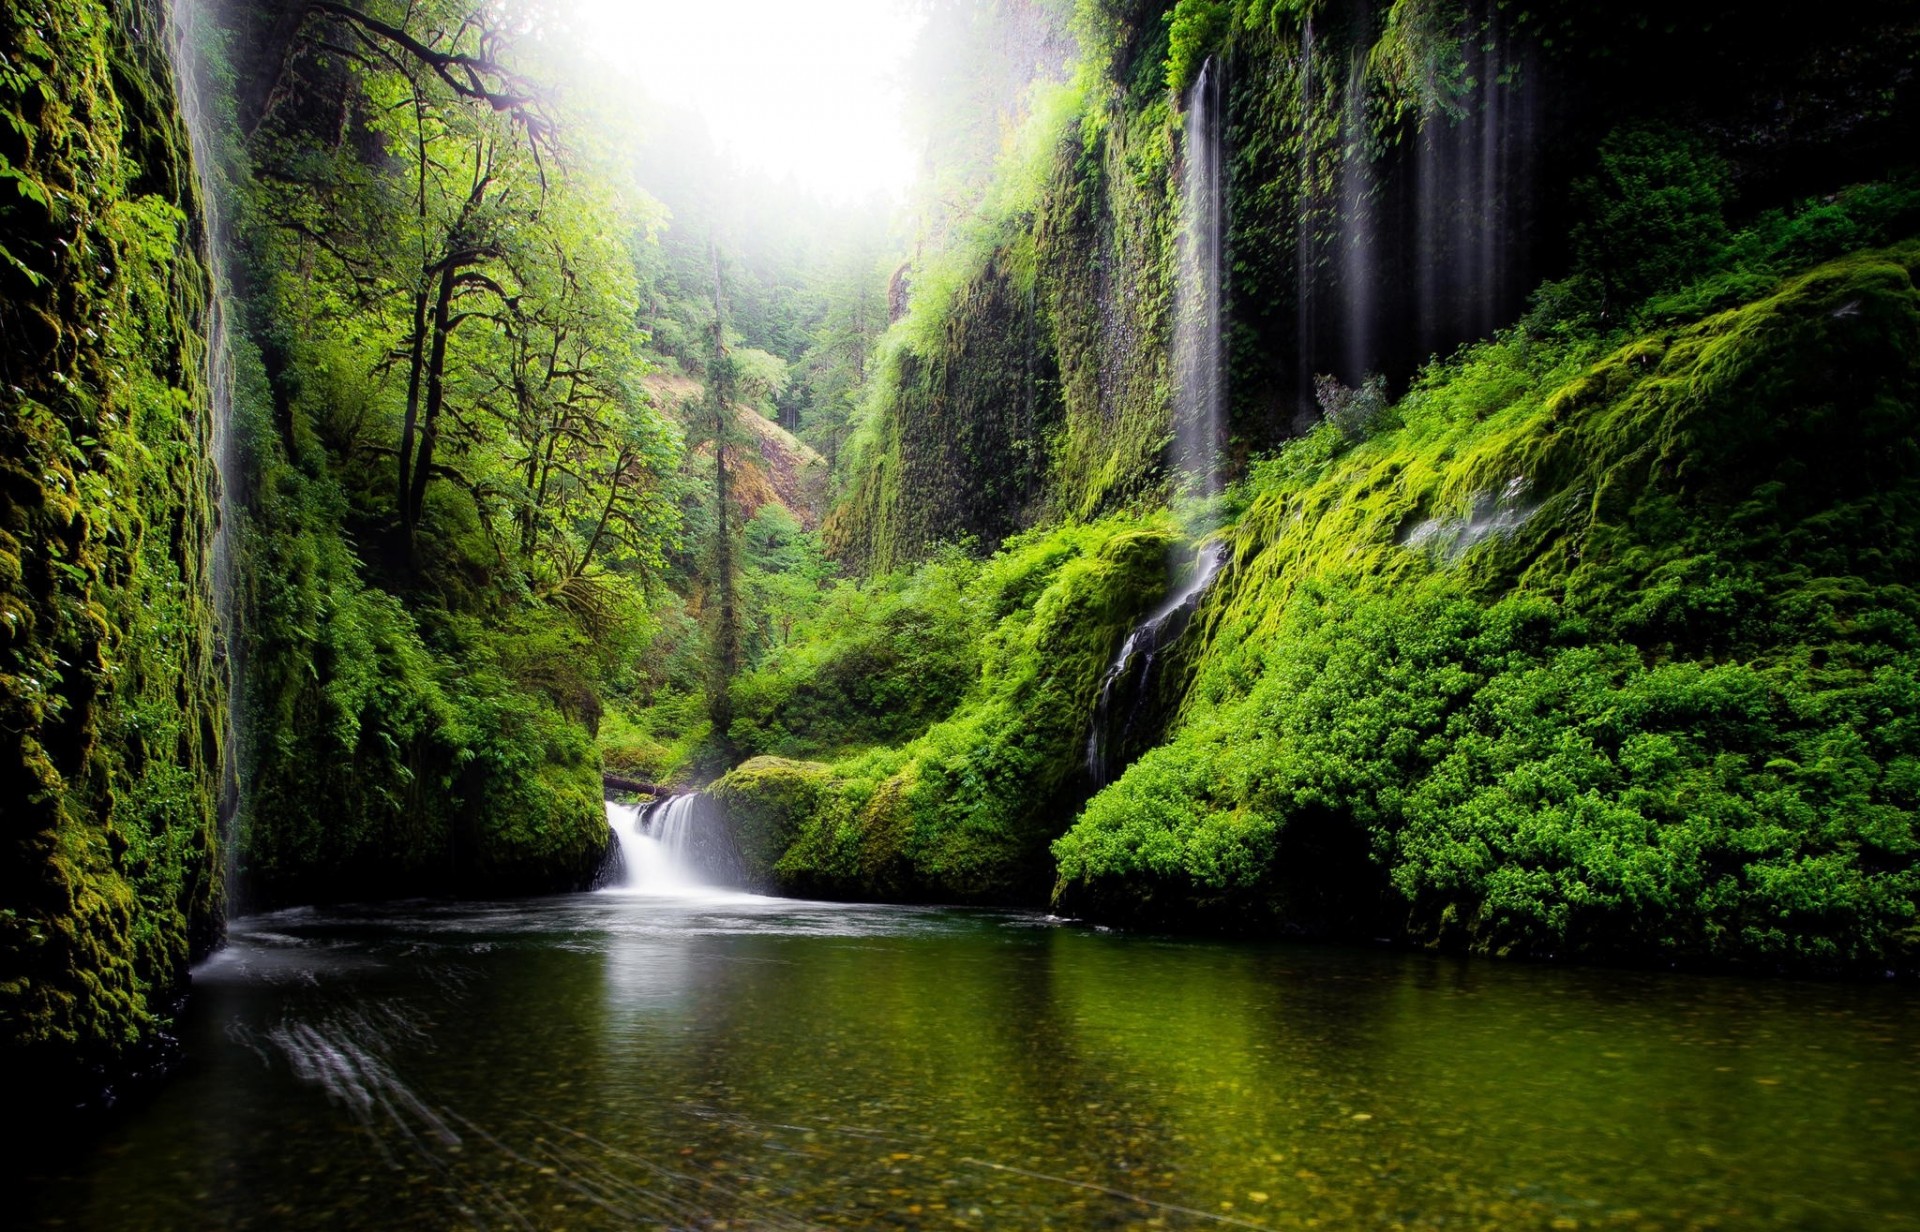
[1086, 543, 1228, 789]
[601, 795, 749, 895]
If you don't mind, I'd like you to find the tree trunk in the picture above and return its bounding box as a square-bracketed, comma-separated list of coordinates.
[397, 283, 430, 538]
[404, 261, 459, 551]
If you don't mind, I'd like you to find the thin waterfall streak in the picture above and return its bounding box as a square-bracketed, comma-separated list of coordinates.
[163, 0, 243, 898]
[1174, 57, 1226, 499]
[1294, 21, 1320, 430]
[1478, 15, 1503, 336]
[1086, 544, 1227, 789]
[1338, 49, 1373, 383]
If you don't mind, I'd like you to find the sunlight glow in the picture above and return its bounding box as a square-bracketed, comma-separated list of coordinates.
[568, 0, 927, 204]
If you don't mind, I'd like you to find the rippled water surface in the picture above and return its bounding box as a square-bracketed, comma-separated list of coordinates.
[21, 891, 1920, 1230]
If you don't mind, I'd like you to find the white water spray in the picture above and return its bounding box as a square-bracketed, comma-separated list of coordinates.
[164, 0, 243, 892]
[603, 796, 746, 896]
[1400, 476, 1539, 563]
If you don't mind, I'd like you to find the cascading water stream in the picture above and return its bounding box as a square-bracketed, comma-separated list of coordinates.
[1173, 58, 1226, 499]
[602, 795, 748, 896]
[1084, 59, 1233, 790]
[163, 0, 243, 895]
[1086, 545, 1227, 788]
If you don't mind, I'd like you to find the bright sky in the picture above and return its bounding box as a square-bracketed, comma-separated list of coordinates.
[568, 0, 928, 204]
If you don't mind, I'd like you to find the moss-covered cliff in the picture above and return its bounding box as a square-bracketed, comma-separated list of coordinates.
[1056, 241, 1920, 969]
[828, 0, 1920, 570]
[717, 0, 1920, 971]
[723, 228, 1920, 969]
[826, 7, 1181, 570]
[0, 0, 226, 1110]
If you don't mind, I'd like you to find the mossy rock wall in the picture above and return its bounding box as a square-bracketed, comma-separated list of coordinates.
[827, 9, 1181, 572]
[0, 0, 226, 1110]
[1053, 244, 1920, 970]
[716, 518, 1178, 901]
[829, 0, 1920, 569]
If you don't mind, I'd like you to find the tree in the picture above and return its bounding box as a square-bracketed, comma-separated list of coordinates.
[254, 0, 558, 558]
[694, 243, 749, 741]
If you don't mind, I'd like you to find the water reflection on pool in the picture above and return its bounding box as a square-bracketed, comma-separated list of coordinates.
[20, 891, 1920, 1230]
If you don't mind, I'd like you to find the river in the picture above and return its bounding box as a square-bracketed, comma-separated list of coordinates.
[19, 875, 1920, 1229]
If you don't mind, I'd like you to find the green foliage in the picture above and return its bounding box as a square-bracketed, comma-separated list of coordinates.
[166, 0, 695, 904]
[1055, 241, 1920, 968]
[716, 516, 1179, 901]
[730, 543, 982, 762]
[1569, 123, 1732, 314]
[1165, 0, 1231, 93]
[1643, 176, 1920, 323]
[1315, 372, 1391, 441]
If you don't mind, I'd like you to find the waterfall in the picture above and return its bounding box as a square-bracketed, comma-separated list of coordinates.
[1336, 49, 1377, 384]
[1173, 57, 1226, 499]
[1293, 0, 1538, 422]
[164, 0, 243, 893]
[602, 795, 748, 896]
[1084, 57, 1231, 791]
[1086, 544, 1228, 789]
[1412, 1, 1534, 358]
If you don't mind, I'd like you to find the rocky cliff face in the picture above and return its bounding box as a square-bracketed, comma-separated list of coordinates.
[0, 0, 226, 1113]
[829, 0, 1920, 571]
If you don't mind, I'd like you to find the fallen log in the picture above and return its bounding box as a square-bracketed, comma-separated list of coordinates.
[603, 772, 670, 797]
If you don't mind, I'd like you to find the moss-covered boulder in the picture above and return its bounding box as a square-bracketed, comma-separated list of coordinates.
[708, 756, 836, 889]
[714, 518, 1179, 901]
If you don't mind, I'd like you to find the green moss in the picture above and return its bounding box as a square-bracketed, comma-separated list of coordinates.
[707, 756, 836, 885]
[0, 0, 225, 1109]
[727, 551, 982, 764]
[716, 516, 1178, 900]
[828, 42, 1181, 571]
[1053, 243, 1920, 969]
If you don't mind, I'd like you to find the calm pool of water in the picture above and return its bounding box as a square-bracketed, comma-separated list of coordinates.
[19, 889, 1920, 1230]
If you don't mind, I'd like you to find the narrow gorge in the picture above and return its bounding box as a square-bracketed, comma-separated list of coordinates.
[6, 1, 1920, 1227]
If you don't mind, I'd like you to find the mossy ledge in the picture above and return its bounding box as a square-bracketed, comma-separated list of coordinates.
[1, 0, 226, 1113]
[1054, 243, 1920, 972]
[714, 518, 1179, 902]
